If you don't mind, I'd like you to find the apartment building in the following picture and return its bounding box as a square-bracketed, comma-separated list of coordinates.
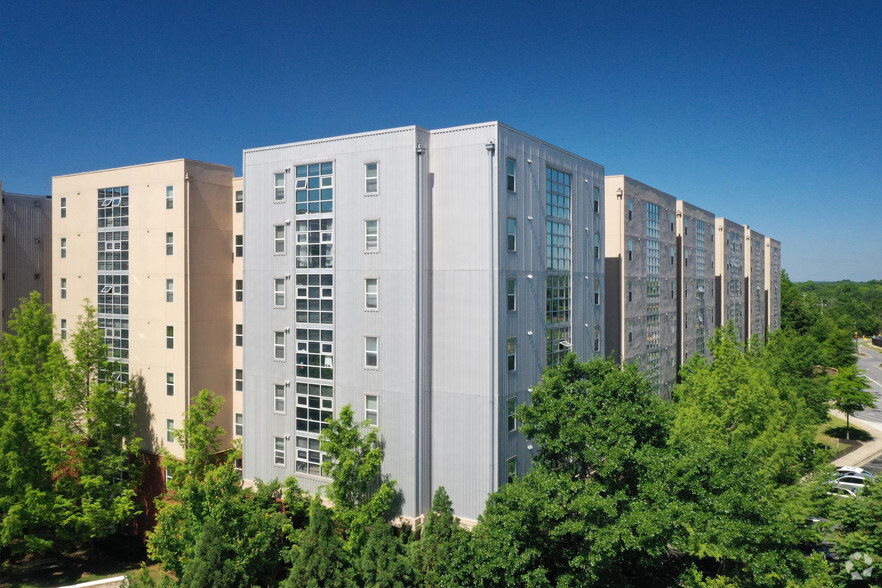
[604, 176, 678, 398]
[715, 218, 746, 340]
[232, 177, 244, 465]
[0, 181, 52, 330]
[765, 237, 782, 334]
[745, 227, 766, 341]
[677, 200, 716, 362]
[242, 122, 605, 521]
[52, 160, 235, 461]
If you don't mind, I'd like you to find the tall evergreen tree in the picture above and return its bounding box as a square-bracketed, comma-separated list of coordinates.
[284, 498, 355, 588]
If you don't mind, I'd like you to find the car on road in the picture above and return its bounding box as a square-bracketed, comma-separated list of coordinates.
[827, 485, 859, 498]
[837, 466, 876, 480]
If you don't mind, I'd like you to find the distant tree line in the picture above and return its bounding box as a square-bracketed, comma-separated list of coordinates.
[785, 273, 882, 337]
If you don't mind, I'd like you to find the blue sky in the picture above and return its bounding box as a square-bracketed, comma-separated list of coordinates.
[2, 0, 880, 281]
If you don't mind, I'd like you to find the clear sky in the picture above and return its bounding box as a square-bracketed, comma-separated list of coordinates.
[2, 0, 880, 282]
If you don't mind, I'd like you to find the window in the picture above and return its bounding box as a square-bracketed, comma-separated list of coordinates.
[506, 278, 516, 312]
[628, 281, 633, 302]
[507, 337, 516, 371]
[235, 413, 243, 436]
[627, 199, 633, 221]
[235, 369, 243, 392]
[274, 225, 286, 254]
[235, 324, 243, 346]
[235, 235, 243, 257]
[274, 436, 285, 466]
[365, 278, 378, 309]
[295, 219, 333, 268]
[235, 190, 243, 213]
[235, 279, 243, 302]
[274, 384, 286, 413]
[166, 279, 174, 302]
[60, 277, 67, 299]
[295, 274, 333, 324]
[60, 318, 67, 340]
[506, 218, 516, 251]
[274, 331, 285, 360]
[365, 395, 378, 426]
[507, 397, 517, 432]
[365, 336, 378, 368]
[365, 162, 378, 194]
[365, 220, 378, 252]
[60, 197, 67, 218]
[166, 326, 174, 349]
[594, 278, 601, 305]
[593, 185, 600, 213]
[295, 436, 323, 474]
[60, 237, 67, 258]
[166, 372, 174, 396]
[628, 321, 633, 343]
[294, 162, 334, 214]
[507, 456, 517, 484]
[594, 233, 600, 258]
[594, 325, 600, 352]
[295, 382, 333, 431]
[628, 240, 633, 261]
[165, 232, 174, 255]
[166, 419, 175, 443]
[274, 172, 285, 201]
[274, 278, 286, 307]
[670, 246, 675, 265]
[166, 185, 174, 209]
[506, 158, 516, 192]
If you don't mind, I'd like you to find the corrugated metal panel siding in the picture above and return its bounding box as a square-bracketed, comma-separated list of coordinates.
[2, 194, 52, 330]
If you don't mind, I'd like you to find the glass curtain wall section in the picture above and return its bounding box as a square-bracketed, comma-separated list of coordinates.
[293, 161, 334, 476]
[545, 167, 571, 367]
[694, 219, 707, 356]
[97, 186, 130, 382]
[645, 203, 660, 383]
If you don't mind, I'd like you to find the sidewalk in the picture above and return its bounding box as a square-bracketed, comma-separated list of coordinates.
[830, 409, 882, 468]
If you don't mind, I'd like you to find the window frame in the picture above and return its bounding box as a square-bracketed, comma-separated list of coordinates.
[507, 396, 517, 432]
[507, 337, 516, 371]
[365, 219, 378, 252]
[274, 436, 285, 466]
[365, 278, 378, 310]
[274, 278, 286, 307]
[235, 413, 243, 436]
[274, 331, 286, 361]
[365, 162, 378, 195]
[166, 372, 174, 396]
[235, 190, 243, 213]
[60, 318, 67, 340]
[166, 419, 175, 443]
[165, 185, 174, 210]
[274, 172, 286, 202]
[274, 383, 286, 414]
[60, 197, 67, 218]
[365, 336, 378, 368]
[506, 158, 516, 192]
[166, 325, 174, 349]
[165, 232, 174, 256]
[60, 237, 67, 258]
[274, 224, 286, 254]
[60, 277, 67, 299]
[365, 394, 378, 426]
[506, 218, 516, 252]
[235, 324, 243, 347]
[235, 235, 243, 257]
[235, 279, 243, 302]
[506, 277, 516, 312]
[235, 368, 243, 392]
[166, 278, 174, 302]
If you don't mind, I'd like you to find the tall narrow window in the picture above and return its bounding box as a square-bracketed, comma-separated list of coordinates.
[60, 318, 67, 340]
[365, 162, 378, 194]
[274, 172, 285, 201]
[274, 384, 286, 413]
[274, 331, 285, 360]
[628, 240, 633, 261]
[365, 220, 378, 252]
[506, 278, 516, 311]
[507, 337, 516, 371]
[235, 190, 243, 213]
[594, 233, 600, 258]
[365, 278, 378, 309]
[365, 336, 378, 367]
[274, 436, 285, 465]
[594, 278, 601, 305]
[60, 197, 67, 218]
[274, 278, 286, 307]
[628, 321, 633, 343]
[166, 326, 174, 349]
[166, 185, 174, 209]
[235, 324, 243, 346]
[235, 235, 243, 257]
[235, 369, 243, 392]
[507, 397, 517, 432]
[60, 237, 67, 259]
[506, 158, 516, 192]
[166, 372, 174, 396]
[235, 279, 243, 302]
[365, 395, 378, 425]
[507, 456, 517, 484]
[166, 419, 175, 443]
[506, 218, 516, 252]
[594, 326, 600, 352]
[628, 199, 633, 221]
[274, 225, 286, 254]
[60, 277, 67, 299]
[628, 281, 633, 302]
[165, 232, 174, 255]
[235, 413, 243, 436]
[593, 185, 600, 213]
[166, 279, 174, 302]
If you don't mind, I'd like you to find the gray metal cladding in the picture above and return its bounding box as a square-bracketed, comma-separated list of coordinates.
[1, 193, 52, 328]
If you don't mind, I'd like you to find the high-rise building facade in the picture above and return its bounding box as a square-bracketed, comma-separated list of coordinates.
[677, 200, 716, 363]
[0, 181, 52, 330]
[242, 122, 605, 521]
[715, 218, 746, 340]
[744, 227, 766, 341]
[765, 237, 782, 334]
[52, 160, 235, 460]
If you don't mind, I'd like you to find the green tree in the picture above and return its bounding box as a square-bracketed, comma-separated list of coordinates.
[320, 404, 397, 552]
[284, 498, 355, 588]
[830, 365, 875, 440]
[829, 478, 882, 586]
[358, 519, 416, 588]
[409, 487, 469, 587]
[0, 295, 140, 555]
[179, 516, 246, 588]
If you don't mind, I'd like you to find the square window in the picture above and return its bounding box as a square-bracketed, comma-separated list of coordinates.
[235, 235, 243, 257]
[235, 279, 243, 302]
[507, 337, 516, 371]
[274, 436, 285, 466]
[274, 384, 286, 414]
[506, 278, 516, 311]
[166, 185, 174, 209]
[365, 278, 378, 309]
[235, 190, 243, 213]
[235, 324, 243, 347]
[365, 220, 378, 252]
[365, 395, 378, 425]
[274, 331, 286, 360]
[274, 225, 286, 254]
[166, 419, 175, 443]
[166, 278, 174, 302]
[166, 372, 174, 396]
[166, 232, 174, 255]
[274, 173, 285, 201]
[365, 336, 378, 368]
[274, 278, 286, 307]
[60, 237, 67, 259]
[506, 218, 516, 252]
[235, 413, 243, 436]
[365, 162, 378, 194]
[235, 368, 243, 392]
[166, 326, 174, 349]
[506, 158, 516, 192]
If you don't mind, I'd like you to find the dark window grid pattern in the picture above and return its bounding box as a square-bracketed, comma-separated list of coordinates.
[295, 162, 334, 215]
[646, 202, 660, 239]
[545, 221, 571, 271]
[646, 239, 660, 276]
[98, 317, 129, 362]
[545, 167, 571, 219]
[546, 326, 570, 367]
[295, 274, 333, 324]
[546, 275, 570, 325]
[296, 382, 333, 434]
[646, 277, 660, 300]
[295, 435, 326, 476]
[97, 187, 129, 229]
[97, 231, 129, 271]
[295, 328, 333, 381]
[295, 219, 333, 269]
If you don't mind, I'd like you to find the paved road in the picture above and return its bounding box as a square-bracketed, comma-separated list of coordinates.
[854, 343, 882, 424]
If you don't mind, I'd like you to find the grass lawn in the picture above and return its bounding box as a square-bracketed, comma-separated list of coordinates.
[818, 414, 872, 457]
